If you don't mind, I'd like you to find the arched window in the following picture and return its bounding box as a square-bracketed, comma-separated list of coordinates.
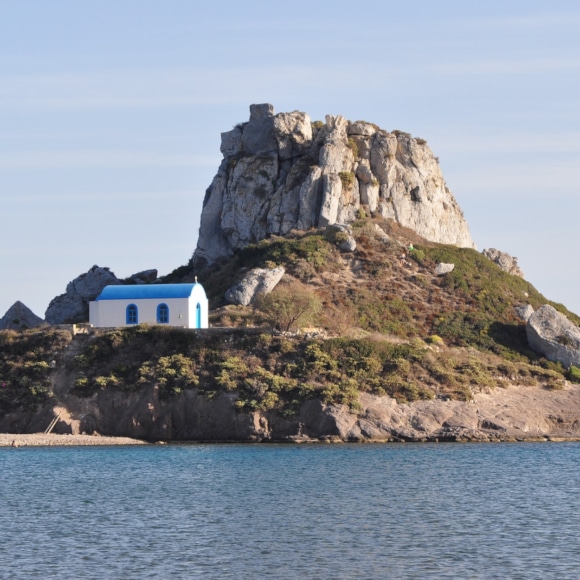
[126, 304, 138, 325]
[196, 303, 201, 329]
[157, 303, 169, 324]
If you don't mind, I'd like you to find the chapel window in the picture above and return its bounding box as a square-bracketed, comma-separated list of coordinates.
[126, 304, 138, 325]
[157, 303, 169, 324]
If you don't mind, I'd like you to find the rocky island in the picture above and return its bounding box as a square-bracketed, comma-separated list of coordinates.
[2, 104, 580, 444]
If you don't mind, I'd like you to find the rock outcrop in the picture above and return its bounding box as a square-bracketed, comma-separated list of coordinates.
[193, 104, 475, 267]
[515, 304, 534, 323]
[127, 269, 158, 284]
[45, 265, 121, 324]
[323, 224, 357, 252]
[6, 381, 580, 444]
[0, 301, 45, 330]
[434, 263, 455, 276]
[225, 266, 285, 306]
[482, 248, 524, 278]
[526, 304, 580, 368]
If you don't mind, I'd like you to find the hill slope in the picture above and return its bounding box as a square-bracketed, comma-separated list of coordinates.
[2, 217, 580, 442]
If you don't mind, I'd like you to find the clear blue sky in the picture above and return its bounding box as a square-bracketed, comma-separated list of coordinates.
[1, 0, 579, 318]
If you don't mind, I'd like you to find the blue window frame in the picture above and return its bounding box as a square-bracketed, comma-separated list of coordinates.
[126, 304, 138, 325]
[196, 303, 201, 329]
[157, 303, 169, 324]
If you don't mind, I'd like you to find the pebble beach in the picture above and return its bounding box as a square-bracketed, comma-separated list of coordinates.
[0, 433, 148, 447]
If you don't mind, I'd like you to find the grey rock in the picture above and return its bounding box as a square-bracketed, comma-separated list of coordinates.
[434, 263, 455, 276]
[225, 266, 285, 306]
[482, 248, 524, 278]
[193, 104, 475, 267]
[515, 304, 534, 322]
[526, 304, 580, 368]
[241, 103, 277, 155]
[220, 125, 243, 157]
[45, 265, 121, 324]
[347, 121, 377, 137]
[128, 269, 158, 284]
[0, 301, 45, 330]
[273, 111, 312, 159]
[324, 224, 357, 252]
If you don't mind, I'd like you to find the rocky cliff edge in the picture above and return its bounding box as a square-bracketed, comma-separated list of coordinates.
[193, 104, 475, 267]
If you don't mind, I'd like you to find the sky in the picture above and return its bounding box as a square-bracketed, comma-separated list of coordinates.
[1, 0, 579, 318]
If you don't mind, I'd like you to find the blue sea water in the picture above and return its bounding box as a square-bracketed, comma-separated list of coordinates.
[1, 442, 579, 579]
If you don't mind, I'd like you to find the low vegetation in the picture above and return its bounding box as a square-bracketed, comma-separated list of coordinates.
[0, 329, 72, 412]
[1, 217, 577, 418]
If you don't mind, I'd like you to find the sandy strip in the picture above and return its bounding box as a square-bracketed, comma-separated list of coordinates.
[0, 433, 148, 447]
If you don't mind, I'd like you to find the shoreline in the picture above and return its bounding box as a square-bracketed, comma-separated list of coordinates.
[0, 433, 148, 447]
[2, 432, 580, 447]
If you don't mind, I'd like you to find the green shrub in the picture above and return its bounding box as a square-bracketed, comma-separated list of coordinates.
[567, 365, 580, 383]
[347, 137, 359, 159]
[339, 171, 355, 190]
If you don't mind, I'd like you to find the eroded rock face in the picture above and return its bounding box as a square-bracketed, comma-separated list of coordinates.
[45, 265, 121, 324]
[225, 266, 285, 306]
[10, 381, 580, 443]
[0, 301, 45, 330]
[526, 304, 580, 368]
[482, 248, 524, 278]
[193, 104, 475, 267]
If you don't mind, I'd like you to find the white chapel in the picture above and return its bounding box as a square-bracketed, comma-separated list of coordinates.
[89, 283, 209, 329]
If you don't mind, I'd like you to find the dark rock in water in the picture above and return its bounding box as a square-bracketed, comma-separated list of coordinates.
[0, 301, 45, 330]
[45, 265, 120, 324]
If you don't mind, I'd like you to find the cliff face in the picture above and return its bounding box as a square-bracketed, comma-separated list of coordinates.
[5, 379, 580, 444]
[193, 104, 475, 267]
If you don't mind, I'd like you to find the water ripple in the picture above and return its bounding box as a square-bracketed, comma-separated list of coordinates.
[0, 443, 579, 578]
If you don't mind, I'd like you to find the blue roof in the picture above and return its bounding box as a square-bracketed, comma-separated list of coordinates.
[95, 283, 201, 301]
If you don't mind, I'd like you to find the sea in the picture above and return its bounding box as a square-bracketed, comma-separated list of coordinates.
[1, 442, 579, 579]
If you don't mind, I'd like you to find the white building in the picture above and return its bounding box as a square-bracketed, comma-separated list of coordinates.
[89, 283, 209, 329]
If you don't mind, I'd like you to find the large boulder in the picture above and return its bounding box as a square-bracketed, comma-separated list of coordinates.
[0, 301, 45, 330]
[434, 263, 455, 276]
[482, 248, 524, 278]
[225, 266, 285, 306]
[193, 104, 475, 268]
[45, 265, 121, 324]
[526, 304, 580, 368]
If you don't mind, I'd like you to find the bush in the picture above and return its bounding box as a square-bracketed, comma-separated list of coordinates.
[258, 283, 322, 332]
[339, 171, 355, 190]
[567, 366, 580, 383]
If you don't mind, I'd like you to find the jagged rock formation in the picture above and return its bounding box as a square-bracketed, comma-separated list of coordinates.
[0, 301, 45, 330]
[526, 305, 580, 368]
[482, 248, 524, 278]
[193, 104, 475, 267]
[225, 266, 285, 306]
[45, 266, 121, 324]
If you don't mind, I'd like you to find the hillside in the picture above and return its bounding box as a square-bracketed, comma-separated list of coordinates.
[2, 104, 580, 442]
[2, 216, 580, 442]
